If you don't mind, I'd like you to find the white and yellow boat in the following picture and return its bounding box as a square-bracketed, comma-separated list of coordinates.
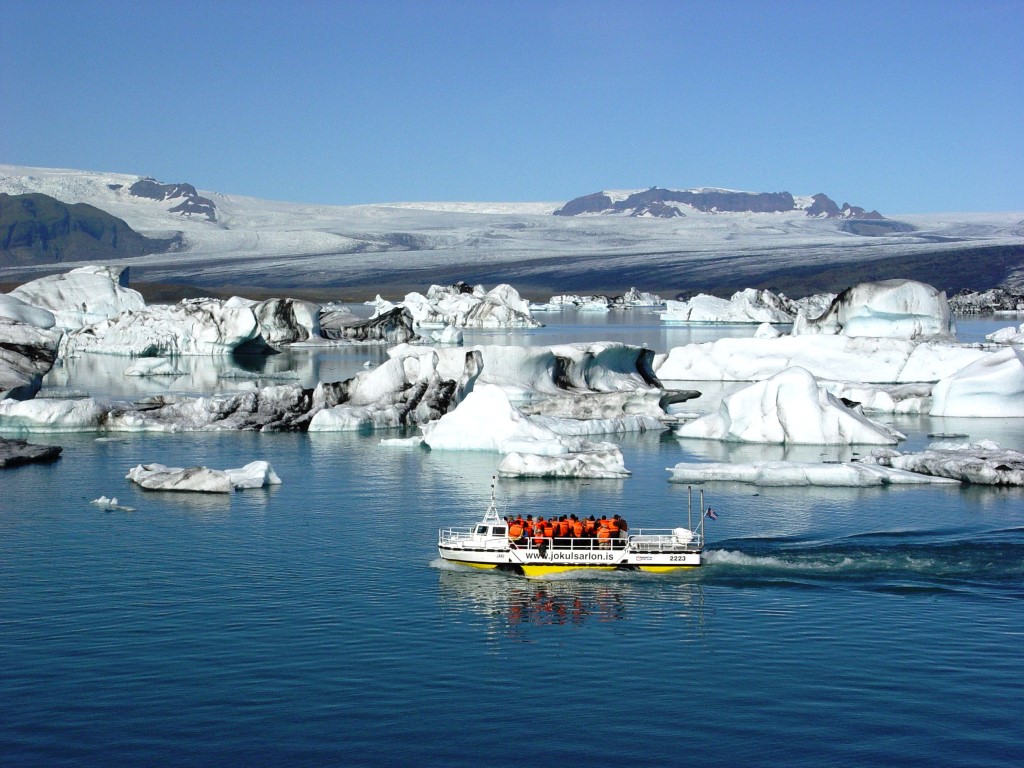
[438, 482, 708, 578]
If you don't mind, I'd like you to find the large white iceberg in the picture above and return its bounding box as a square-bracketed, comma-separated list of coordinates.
[655, 334, 988, 383]
[10, 266, 146, 329]
[675, 367, 905, 444]
[59, 298, 262, 357]
[421, 384, 630, 478]
[929, 347, 1024, 417]
[667, 460, 957, 486]
[792, 279, 955, 340]
[985, 323, 1024, 345]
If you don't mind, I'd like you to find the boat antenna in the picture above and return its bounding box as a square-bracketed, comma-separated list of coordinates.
[687, 485, 692, 532]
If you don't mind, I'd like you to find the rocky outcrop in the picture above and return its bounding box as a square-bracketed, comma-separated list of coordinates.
[128, 178, 217, 222]
[0, 192, 179, 266]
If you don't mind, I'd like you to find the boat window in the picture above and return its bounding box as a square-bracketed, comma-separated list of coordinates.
[492, 526, 506, 536]
[475, 525, 488, 535]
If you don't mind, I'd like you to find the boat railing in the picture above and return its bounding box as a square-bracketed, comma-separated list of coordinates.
[508, 528, 702, 552]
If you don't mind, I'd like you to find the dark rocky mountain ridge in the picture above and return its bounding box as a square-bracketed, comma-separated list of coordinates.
[129, 178, 218, 221]
[0, 192, 180, 267]
[554, 187, 896, 223]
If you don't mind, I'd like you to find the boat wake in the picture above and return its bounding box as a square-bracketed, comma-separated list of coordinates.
[702, 528, 1024, 597]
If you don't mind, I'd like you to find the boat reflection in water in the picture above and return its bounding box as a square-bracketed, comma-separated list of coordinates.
[436, 567, 706, 640]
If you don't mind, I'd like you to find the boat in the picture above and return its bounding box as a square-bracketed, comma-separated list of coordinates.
[438, 480, 709, 578]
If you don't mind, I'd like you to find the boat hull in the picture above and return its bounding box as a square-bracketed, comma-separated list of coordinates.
[438, 542, 701, 578]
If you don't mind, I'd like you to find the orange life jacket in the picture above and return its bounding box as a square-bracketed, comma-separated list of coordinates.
[509, 523, 524, 539]
[572, 520, 584, 537]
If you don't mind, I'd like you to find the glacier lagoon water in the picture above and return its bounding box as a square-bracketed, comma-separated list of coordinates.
[3, 313, 1024, 767]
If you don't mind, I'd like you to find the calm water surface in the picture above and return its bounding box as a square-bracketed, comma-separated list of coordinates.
[2, 315, 1023, 766]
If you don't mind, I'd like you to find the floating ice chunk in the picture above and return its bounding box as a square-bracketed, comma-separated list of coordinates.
[380, 436, 424, 447]
[0, 435, 62, 466]
[985, 323, 1024, 344]
[860, 441, 1024, 485]
[821, 381, 932, 414]
[930, 347, 1024, 417]
[385, 283, 541, 328]
[0, 397, 109, 431]
[225, 460, 283, 489]
[124, 358, 184, 377]
[90, 495, 137, 511]
[792, 279, 955, 339]
[667, 460, 958, 486]
[498, 448, 630, 478]
[754, 322, 781, 339]
[675, 367, 905, 444]
[661, 289, 792, 324]
[126, 460, 282, 492]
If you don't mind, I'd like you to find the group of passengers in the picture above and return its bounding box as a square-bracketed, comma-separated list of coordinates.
[505, 514, 629, 549]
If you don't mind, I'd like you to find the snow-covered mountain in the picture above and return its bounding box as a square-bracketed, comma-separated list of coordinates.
[1, 164, 1022, 298]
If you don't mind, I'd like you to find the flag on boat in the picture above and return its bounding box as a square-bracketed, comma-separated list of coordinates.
[705, 508, 717, 520]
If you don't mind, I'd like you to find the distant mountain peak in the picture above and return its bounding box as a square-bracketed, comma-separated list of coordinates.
[129, 178, 217, 222]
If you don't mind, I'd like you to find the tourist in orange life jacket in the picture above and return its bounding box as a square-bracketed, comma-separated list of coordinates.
[533, 516, 546, 547]
[571, 515, 584, 538]
[509, 518, 525, 544]
[597, 518, 612, 547]
[583, 516, 597, 537]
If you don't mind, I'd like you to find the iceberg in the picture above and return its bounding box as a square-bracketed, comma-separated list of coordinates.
[10, 266, 146, 329]
[656, 334, 989, 383]
[126, 460, 282, 493]
[792, 279, 955, 340]
[381, 282, 541, 329]
[0, 318, 62, 400]
[985, 323, 1024, 344]
[251, 297, 322, 347]
[0, 435, 62, 467]
[675, 367, 905, 444]
[498, 448, 630, 478]
[860, 441, 1024, 485]
[667, 460, 958, 486]
[59, 298, 262, 357]
[660, 289, 792, 324]
[320, 306, 418, 344]
[929, 347, 1024, 417]
[421, 384, 630, 476]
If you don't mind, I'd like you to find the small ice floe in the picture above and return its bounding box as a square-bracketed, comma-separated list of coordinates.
[380, 436, 424, 447]
[124, 359, 184, 377]
[984, 322, 1024, 344]
[91, 495, 137, 511]
[126, 461, 282, 493]
[667, 461, 958, 487]
[859, 441, 1024, 485]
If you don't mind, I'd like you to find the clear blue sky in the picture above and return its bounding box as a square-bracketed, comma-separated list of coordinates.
[2, 0, 1021, 212]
